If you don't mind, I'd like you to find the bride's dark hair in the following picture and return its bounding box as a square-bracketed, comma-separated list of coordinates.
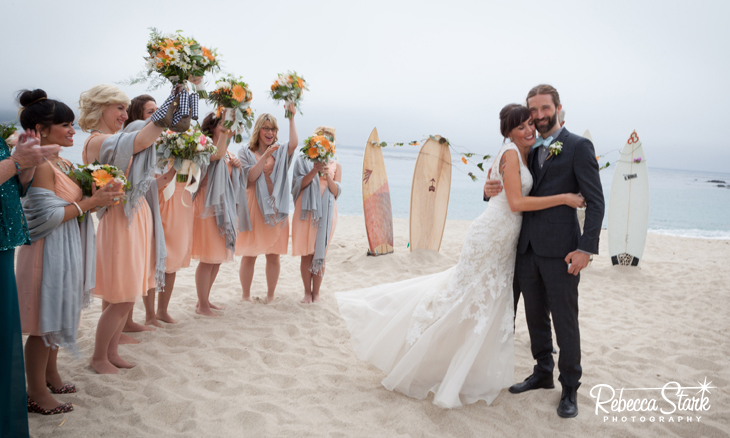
[499, 104, 531, 139]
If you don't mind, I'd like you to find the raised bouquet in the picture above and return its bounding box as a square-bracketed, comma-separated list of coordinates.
[155, 124, 217, 183]
[270, 71, 309, 118]
[127, 28, 220, 97]
[301, 132, 335, 176]
[207, 75, 254, 143]
[62, 161, 130, 221]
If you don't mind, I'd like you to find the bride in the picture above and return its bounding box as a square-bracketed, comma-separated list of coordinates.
[335, 104, 585, 408]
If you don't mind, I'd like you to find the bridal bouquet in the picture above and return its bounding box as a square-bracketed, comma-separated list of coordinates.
[301, 132, 335, 176]
[270, 71, 309, 118]
[63, 161, 130, 220]
[128, 28, 220, 96]
[207, 75, 255, 143]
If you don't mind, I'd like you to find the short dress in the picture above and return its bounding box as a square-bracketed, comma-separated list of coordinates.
[159, 178, 195, 273]
[235, 152, 289, 257]
[291, 163, 338, 257]
[83, 138, 155, 303]
[16, 165, 82, 334]
[192, 158, 234, 264]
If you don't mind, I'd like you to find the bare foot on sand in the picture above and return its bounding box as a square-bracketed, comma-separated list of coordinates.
[109, 354, 135, 369]
[123, 321, 155, 333]
[145, 318, 163, 329]
[266, 293, 276, 304]
[119, 334, 141, 345]
[312, 292, 321, 303]
[90, 358, 119, 375]
[156, 312, 177, 324]
[196, 302, 225, 310]
[242, 296, 253, 303]
[195, 307, 219, 317]
[301, 293, 312, 304]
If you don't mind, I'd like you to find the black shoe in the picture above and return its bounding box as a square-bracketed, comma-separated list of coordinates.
[557, 383, 581, 418]
[509, 374, 555, 394]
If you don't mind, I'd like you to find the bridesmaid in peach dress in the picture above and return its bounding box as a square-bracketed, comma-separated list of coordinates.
[79, 84, 175, 374]
[192, 113, 239, 316]
[15, 90, 122, 413]
[236, 104, 299, 303]
[291, 126, 342, 303]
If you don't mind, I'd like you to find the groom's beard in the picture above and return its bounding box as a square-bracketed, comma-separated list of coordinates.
[535, 112, 558, 135]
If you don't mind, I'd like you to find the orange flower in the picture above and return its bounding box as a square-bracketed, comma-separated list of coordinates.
[245, 107, 252, 115]
[461, 157, 468, 165]
[287, 76, 294, 84]
[307, 147, 319, 159]
[216, 106, 223, 118]
[202, 47, 215, 61]
[596, 156, 600, 161]
[297, 78, 304, 89]
[312, 135, 331, 152]
[92, 169, 113, 188]
[246, 90, 253, 102]
[271, 82, 278, 91]
[232, 85, 246, 103]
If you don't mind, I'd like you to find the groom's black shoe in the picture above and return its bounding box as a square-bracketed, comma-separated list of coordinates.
[508, 374, 555, 394]
[557, 383, 581, 418]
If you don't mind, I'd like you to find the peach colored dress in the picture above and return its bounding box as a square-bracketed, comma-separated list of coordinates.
[235, 153, 289, 257]
[16, 164, 82, 335]
[192, 159, 234, 264]
[83, 138, 155, 303]
[159, 179, 195, 273]
[291, 164, 338, 257]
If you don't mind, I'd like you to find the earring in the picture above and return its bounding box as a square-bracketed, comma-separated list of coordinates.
[42, 134, 47, 138]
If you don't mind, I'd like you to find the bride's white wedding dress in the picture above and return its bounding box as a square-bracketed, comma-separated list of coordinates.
[336, 143, 533, 408]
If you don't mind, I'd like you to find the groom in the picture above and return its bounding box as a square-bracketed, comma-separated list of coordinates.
[485, 84, 604, 418]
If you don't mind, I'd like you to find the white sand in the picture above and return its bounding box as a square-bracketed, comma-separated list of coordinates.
[27, 216, 730, 437]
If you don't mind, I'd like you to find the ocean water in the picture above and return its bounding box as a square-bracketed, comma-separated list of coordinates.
[61, 134, 730, 240]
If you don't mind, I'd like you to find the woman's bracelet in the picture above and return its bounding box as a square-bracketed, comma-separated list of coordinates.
[10, 157, 21, 175]
[72, 202, 84, 217]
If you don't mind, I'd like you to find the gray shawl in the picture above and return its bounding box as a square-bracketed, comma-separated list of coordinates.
[236, 143, 292, 232]
[22, 187, 95, 353]
[291, 157, 341, 275]
[96, 120, 166, 291]
[198, 159, 238, 258]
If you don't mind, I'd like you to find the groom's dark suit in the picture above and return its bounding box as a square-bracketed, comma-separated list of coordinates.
[516, 127, 604, 388]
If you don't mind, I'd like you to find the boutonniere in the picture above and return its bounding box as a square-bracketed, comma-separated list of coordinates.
[548, 141, 563, 158]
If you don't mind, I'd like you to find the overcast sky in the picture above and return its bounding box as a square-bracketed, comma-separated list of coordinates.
[2, 0, 728, 173]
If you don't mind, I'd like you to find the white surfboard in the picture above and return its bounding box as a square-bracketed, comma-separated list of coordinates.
[607, 131, 650, 266]
[582, 129, 593, 142]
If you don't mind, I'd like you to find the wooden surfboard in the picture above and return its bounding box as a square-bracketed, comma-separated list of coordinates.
[409, 135, 452, 252]
[362, 127, 394, 255]
[607, 130, 650, 266]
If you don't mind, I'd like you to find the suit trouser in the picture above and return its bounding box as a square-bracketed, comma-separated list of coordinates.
[516, 245, 582, 388]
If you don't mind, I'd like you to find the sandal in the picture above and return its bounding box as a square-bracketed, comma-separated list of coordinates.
[47, 382, 77, 394]
[27, 397, 74, 415]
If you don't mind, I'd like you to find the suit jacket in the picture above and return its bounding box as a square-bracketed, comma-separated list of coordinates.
[517, 128, 605, 258]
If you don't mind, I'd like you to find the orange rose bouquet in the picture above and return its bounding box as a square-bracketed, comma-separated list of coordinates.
[301, 132, 335, 176]
[270, 71, 309, 118]
[126, 28, 220, 97]
[207, 75, 255, 143]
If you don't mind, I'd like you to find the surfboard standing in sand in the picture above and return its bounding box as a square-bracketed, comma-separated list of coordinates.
[362, 128, 394, 255]
[409, 135, 452, 252]
[608, 131, 650, 266]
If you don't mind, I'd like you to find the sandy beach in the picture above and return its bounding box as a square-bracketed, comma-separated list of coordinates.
[24, 216, 730, 438]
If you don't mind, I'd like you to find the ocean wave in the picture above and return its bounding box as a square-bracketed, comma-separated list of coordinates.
[649, 228, 730, 240]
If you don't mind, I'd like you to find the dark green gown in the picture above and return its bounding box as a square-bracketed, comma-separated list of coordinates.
[0, 137, 30, 438]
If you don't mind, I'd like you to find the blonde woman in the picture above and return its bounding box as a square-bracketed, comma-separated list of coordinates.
[79, 84, 176, 374]
[235, 104, 298, 303]
[291, 126, 342, 303]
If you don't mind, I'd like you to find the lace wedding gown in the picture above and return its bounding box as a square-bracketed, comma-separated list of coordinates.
[336, 143, 533, 408]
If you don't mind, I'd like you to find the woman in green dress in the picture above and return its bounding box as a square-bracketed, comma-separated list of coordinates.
[0, 127, 59, 436]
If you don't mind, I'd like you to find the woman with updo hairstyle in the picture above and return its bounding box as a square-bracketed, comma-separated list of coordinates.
[124, 94, 157, 128]
[78, 84, 177, 374]
[235, 104, 298, 303]
[190, 112, 240, 316]
[14, 89, 123, 414]
[291, 126, 342, 303]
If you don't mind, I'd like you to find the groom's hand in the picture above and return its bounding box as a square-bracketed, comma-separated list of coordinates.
[565, 251, 590, 276]
[483, 179, 502, 199]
